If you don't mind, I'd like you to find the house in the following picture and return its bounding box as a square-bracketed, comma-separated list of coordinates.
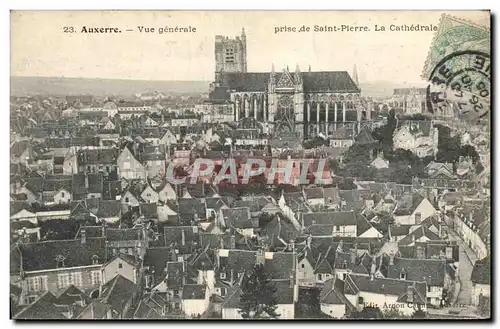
[101, 253, 142, 285]
[425, 161, 454, 179]
[157, 182, 178, 202]
[11, 140, 34, 164]
[141, 183, 160, 203]
[77, 300, 113, 319]
[144, 151, 166, 178]
[392, 192, 437, 225]
[182, 284, 210, 317]
[218, 207, 257, 237]
[392, 121, 439, 158]
[302, 211, 358, 238]
[161, 129, 178, 145]
[98, 274, 138, 319]
[133, 292, 169, 319]
[303, 187, 325, 206]
[370, 153, 389, 170]
[178, 199, 207, 224]
[320, 276, 356, 318]
[343, 273, 427, 316]
[471, 256, 490, 307]
[386, 255, 451, 307]
[117, 147, 147, 180]
[397, 226, 441, 247]
[75, 148, 119, 175]
[12, 233, 107, 305]
[13, 291, 68, 319]
[357, 215, 383, 238]
[329, 128, 354, 148]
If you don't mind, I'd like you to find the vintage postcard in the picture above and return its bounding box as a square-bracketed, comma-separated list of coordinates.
[10, 10, 491, 320]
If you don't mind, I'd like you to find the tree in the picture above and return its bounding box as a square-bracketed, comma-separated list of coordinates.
[239, 264, 280, 319]
[348, 306, 383, 319]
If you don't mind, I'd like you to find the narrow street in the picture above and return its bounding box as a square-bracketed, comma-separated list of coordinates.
[442, 226, 478, 306]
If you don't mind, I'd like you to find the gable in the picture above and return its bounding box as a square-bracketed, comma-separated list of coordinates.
[394, 127, 414, 141]
[11, 208, 36, 219]
[277, 70, 295, 88]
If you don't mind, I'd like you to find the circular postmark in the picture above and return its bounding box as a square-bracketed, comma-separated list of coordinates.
[426, 50, 490, 120]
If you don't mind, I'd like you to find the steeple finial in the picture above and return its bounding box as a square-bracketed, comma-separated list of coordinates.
[271, 63, 275, 73]
[353, 64, 359, 86]
[308, 65, 311, 72]
[242, 27, 246, 36]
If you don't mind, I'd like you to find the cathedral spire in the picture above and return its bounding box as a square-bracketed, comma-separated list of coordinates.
[353, 64, 359, 86]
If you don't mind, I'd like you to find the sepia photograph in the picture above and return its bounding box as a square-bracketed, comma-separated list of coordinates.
[9, 10, 491, 320]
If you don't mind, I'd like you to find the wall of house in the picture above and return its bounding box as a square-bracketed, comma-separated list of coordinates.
[358, 227, 383, 238]
[17, 187, 38, 204]
[157, 204, 177, 223]
[307, 198, 324, 207]
[36, 210, 71, 221]
[276, 304, 294, 319]
[222, 307, 242, 319]
[11, 209, 38, 224]
[333, 225, 356, 237]
[118, 148, 147, 180]
[197, 270, 215, 295]
[21, 265, 102, 305]
[102, 258, 137, 285]
[297, 259, 315, 286]
[320, 303, 346, 319]
[146, 160, 166, 178]
[472, 283, 490, 306]
[183, 298, 210, 317]
[357, 291, 423, 316]
[159, 185, 177, 202]
[426, 286, 443, 307]
[54, 190, 71, 204]
[316, 273, 334, 284]
[141, 187, 159, 204]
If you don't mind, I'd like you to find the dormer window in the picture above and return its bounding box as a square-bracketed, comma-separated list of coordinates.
[220, 272, 226, 279]
[343, 260, 348, 269]
[400, 270, 406, 280]
[56, 254, 66, 268]
[91, 255, 99, 265]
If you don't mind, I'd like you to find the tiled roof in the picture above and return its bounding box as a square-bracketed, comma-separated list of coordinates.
[100, 274, 136, 313]
[19, 237, 107, 271]
[143, 247, 177, 285]
[10, 200, 34, 216]
[221, 207, 254, 229]
[302, 211, 357, 227]
[182, 284, 206, 300]
[263, 252, 295, 280]
[345, 273, 427, 305]
[320, 277, 355, 310]
[387, 257, 446, 287]
[14, 292, 66, 319]
[471, 256, 490, 285]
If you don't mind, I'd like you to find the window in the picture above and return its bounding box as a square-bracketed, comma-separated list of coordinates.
[56, 254, 66, 268]
[220, 273, 226, 279]
[106, 166, 110, 173]
[27, 296, 37, 304]
[125, 197, 129, 203]
[27, 276, 47, 292]
[123, 161, 131, 170]
[301, 264, 305, 269]
[428, 286, 431, 293]
[173, 290, 179, 297]
[174, 303, 180, 310]
[90, 271, 102, 285]
[57, 272, 82, 289]
[92, 255, 99, 265]
[336, 225, 341, 232]
[317, 273, 323, 281]
[118, 263, 123, 269]
[358, 296, 364, 305]
[61, 192, 65, 198]
[400, 271, 406, 280]
[220, 288, 227, 297]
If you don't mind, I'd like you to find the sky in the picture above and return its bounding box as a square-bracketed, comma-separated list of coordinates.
[10, 10, 489, 84]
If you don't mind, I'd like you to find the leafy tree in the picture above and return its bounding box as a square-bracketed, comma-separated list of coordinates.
[239, 264, 280, 319]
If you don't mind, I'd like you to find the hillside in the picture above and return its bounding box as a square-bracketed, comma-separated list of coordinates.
[10, 76, 210, 98]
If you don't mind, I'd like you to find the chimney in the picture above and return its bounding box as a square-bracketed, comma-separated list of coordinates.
[230, 235, 236, 249]
[370, 273, 374, 281]
[181, 229, 186, 246]
[407, 286, 414, 302]
[389, 252, 395, 266]
[81, 228, 87, 244]
[289, 271, 294, 288]
[370, 258, 377, 276]
[306, 235, 312, 249]
[85, 173, 89, 189]
[230, 269, 234, 283]
[350, 248, 356, 265]
[415, 212, 421, 225]
[289, 239, 295, 252]
[101, 221, 107, 237]
[256, 247, 265, 265]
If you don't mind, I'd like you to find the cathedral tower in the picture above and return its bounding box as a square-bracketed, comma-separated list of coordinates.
[214, 28, 248, 81]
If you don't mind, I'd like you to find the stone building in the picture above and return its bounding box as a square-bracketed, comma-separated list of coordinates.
[208, 28, 371, 138]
